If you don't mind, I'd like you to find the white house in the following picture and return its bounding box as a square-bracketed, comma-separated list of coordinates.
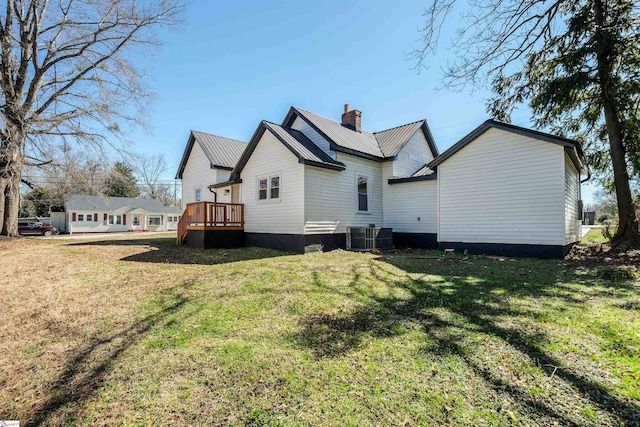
[178, 105, 587, 258]
[175, 130, 247, 205]
[53, 195, 182, 234]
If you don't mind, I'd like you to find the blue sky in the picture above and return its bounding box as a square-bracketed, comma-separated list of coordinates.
[131, 0, 598, 204]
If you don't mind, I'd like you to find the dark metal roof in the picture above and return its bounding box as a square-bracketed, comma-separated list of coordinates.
[228, 120, 346, 183]
[387, 164, 437, 185]
[427, 119, 587, 171]
[65, 195, 181, 213]
[175, 130, 247, 179]
[262, 122, 345, 170]
[284, 107, 385, 158]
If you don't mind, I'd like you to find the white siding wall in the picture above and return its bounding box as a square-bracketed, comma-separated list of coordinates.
[181, 142, 218, 205]
[304, 152, 383, 234]
[393, 130, 434, 177]
[438, 128, 565, 245]
[241, 130, 305, 234]
[383, 181, 437, 233]
[564, 154, 581, 244]
[290, 117, 335, 159]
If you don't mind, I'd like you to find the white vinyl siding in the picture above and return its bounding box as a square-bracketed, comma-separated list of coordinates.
[290, 116, 335, 159]
[438, 128, 565, 245]
[383, 180, 437, 233]
[304, 152, 383, 234]
[241, 130, 305, 234]
[181, 142, 220, 205]
[392, 130, 434, 177]
[564, 154, 581, 244]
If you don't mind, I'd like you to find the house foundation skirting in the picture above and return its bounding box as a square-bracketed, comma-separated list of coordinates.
[438, 241, 575, 259]
[186, 229, 245, 249]
[393, 232, 438, 249]
[245, 232, 346, 253]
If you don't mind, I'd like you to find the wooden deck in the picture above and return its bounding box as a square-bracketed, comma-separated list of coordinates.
[177, 202, 244, 244]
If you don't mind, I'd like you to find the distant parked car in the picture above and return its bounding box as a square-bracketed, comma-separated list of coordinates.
[18, 221, 59, 236]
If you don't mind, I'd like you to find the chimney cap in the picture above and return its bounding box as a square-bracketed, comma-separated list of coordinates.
[344, 104, 349, 114]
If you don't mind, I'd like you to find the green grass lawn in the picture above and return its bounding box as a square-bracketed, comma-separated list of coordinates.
[1, 234, 639, 426]
[581, 227, 610, 244]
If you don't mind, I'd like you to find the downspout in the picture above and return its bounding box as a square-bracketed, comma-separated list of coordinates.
[209, 187, 217, 202]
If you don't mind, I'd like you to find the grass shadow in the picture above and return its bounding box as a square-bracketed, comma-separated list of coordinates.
[292, 253, 640, 425]
[68, 237, 291, 266]
[25, 285, 192, 427]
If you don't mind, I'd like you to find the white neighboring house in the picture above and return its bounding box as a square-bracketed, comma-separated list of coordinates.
[178, 105, 588, 258]
[54, 195, 182, 234]
[175, 130, 247, 205]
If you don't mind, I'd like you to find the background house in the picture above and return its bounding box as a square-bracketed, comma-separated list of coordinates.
[52, 195, 181, 234]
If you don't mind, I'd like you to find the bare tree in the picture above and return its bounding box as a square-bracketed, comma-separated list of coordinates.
[0, 0, 184, 236]
[135, 153, 165, 197]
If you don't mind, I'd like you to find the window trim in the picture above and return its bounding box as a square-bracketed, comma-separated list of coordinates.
[356, 172, 371, 213]
[148, 216, 161, 226]
[108, 214, 123, 225]
[256, 173, 281, 202]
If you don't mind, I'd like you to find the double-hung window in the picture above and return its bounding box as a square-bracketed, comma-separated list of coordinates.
[108, 215, 122, 225]
[257, 174, 280, 201]
[77, 214, 84, 221]
[357, 175, 369, 212]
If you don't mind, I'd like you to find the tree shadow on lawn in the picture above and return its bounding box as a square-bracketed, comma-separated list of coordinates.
[68, 238, 290, 265]
[25, 284, 194, 427]
[293, 255, 640, 426]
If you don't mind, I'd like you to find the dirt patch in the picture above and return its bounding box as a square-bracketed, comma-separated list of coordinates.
[566, 243, 640, 269]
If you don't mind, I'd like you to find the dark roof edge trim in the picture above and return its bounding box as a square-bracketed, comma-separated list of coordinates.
[388, 174, 438, 184]
[422, 121, 440, 158]
[428, 119, 582, 169]
[211, 164, 234, 171]
[300, 159, 346, 171]
[175, 132, 196, 179]
[209, 179, 242, 189]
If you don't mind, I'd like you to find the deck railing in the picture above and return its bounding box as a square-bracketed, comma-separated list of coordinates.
[177, 202, 244, 244]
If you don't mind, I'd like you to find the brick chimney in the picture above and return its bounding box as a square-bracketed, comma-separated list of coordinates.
[341, 104, 362, 132]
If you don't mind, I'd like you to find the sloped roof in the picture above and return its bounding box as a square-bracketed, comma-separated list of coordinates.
[262, 122, 345, 170]
[283, 107, 439, 161]
[374, 120, 424, 156]
[388, 164, 437, 185]
[66, 195, 181, 214]
[427, 119, 586, 171]
[284, 107, 385, 158]
[217, 121, 345, 188]
[175, 130, 247, 179]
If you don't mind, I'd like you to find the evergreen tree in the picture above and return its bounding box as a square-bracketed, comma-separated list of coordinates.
[103, 162, 140, 198]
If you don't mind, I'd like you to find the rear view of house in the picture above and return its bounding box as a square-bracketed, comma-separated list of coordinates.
[176, 105, 587, 258]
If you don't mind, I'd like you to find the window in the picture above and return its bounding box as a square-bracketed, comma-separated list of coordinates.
[169, 215, 179, 222]
[270, 176, 280, 199]
[133, 216, 140, 226]
[257, 174, 280, 201]
[108, 215, 122, 225]
[357, 175, 368, 212]
[77, 214, 84, 221]
[86, 215, 92, 222]
[149, 216, 161, 226]
[195, 188, 201, 202]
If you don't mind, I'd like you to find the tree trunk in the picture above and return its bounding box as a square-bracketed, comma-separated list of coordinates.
[0, 116, 25, 237]
[0, 177, 5, 233]
[593, 0, 640, 249]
